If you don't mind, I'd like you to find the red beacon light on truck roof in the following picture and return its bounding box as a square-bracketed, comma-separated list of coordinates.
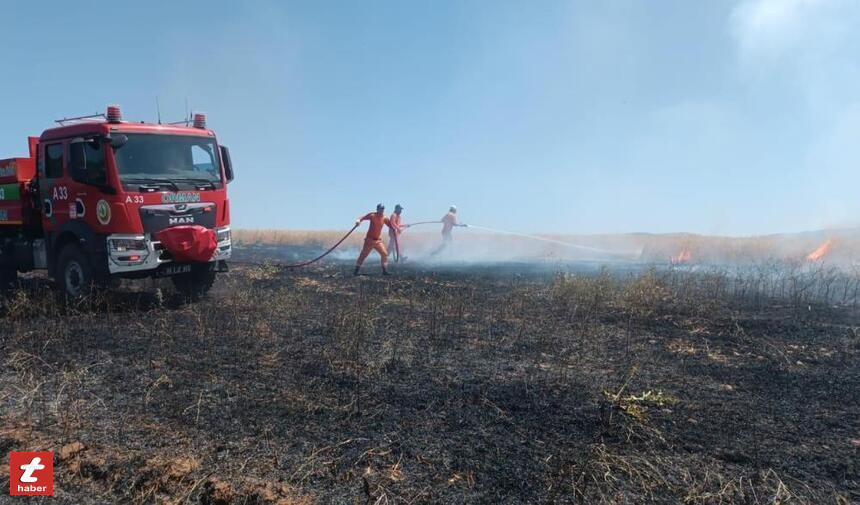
[106, 105, 123, 123]
[192, 113, 207, 129]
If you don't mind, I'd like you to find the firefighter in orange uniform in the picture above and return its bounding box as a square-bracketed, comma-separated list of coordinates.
[388, 204, 406, 260]
[354, 204, 396, 276]
[431, 205, 466, 256]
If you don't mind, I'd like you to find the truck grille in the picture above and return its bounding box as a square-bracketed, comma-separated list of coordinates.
[139, 203, 216, 234]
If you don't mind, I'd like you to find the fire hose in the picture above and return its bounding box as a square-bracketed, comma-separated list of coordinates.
[278, 222, 400, 269]
[279, 224, 358, 268]
[405, 221, 469, 228]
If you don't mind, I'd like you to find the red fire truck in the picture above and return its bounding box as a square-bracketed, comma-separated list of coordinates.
[0, 105, 234, 298]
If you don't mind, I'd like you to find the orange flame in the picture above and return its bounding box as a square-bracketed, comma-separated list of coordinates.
[671, 248, 692, 264]
[806, 239, 833, 262]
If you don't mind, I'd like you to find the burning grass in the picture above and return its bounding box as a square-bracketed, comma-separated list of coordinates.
[234, 226, 860, 266]
[807, 239, 835, 262]
[0, 259, 858, 503]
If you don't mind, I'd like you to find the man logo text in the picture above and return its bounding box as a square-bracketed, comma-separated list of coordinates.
[9, 452, 53, 495]
[169, 216, 194, 225]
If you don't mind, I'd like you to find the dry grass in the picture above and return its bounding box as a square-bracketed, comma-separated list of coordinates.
[234, 227, 860, 266]
[232, 228, 443, 255]
[233, 229, 363, 247]
[0, 262, 857, 503]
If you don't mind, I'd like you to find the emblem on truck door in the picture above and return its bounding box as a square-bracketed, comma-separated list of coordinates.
[96, 200, 111, 225]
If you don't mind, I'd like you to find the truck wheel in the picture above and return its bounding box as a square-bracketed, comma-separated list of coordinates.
[172, 265, 216, 300]
[57, 245, 94, 299]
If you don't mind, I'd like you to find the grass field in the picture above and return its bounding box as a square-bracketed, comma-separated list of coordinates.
[1, 248, 858, 503]
[232, 227, 860, 265]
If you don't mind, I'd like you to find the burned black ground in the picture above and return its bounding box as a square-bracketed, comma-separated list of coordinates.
[0, 254, 858, 503]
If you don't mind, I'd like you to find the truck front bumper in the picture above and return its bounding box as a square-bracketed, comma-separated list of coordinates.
[106, 226, 232, 275]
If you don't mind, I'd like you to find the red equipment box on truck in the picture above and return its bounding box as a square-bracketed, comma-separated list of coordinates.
[0, 138, 38, 228]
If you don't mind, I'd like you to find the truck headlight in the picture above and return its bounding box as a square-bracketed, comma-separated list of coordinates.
[109, 238, 148, 252]
[216, 227, 231, 244]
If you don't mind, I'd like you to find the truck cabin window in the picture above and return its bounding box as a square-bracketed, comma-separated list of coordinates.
[45, 143, 64, 178]
[70, 138, 107, 186]
[112, 134, 222, 189]
[84, 139, 107, 185]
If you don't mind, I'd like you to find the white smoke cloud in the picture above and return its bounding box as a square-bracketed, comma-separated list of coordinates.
[730, 0, 860, 105]
[730, 0, 860, 230]
[731, 0, 824, 60]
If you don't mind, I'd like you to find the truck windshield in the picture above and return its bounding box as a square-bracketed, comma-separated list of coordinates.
[113, 134, 222, 185]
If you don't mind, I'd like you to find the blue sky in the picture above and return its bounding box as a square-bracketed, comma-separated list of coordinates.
[1, 0, 858, 235]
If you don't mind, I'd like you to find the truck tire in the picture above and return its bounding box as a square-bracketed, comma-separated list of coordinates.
[56, 244, 95, 299]
[172, 265, 216, 300]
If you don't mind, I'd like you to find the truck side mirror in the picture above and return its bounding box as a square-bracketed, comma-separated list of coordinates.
[69, 142, 88, 184]
[220, 145, 234, 183]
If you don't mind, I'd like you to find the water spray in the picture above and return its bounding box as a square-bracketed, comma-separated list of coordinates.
[405, 220, 627, 257]
[464, 225, 617, 255]
[405, 220, 443, 227]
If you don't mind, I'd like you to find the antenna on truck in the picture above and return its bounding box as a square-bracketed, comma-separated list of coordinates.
[165, 97, 194, 126]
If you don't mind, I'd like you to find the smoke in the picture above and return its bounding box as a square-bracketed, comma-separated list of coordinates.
[387, 227, 644, 265]
[238, 221, 860, 270]
[731, 0, 860, 231]
[359, 225, 860, 269]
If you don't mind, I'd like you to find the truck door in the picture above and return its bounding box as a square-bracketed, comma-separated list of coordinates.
[68, 137, 108, 228]
[39, 142, 67, 232]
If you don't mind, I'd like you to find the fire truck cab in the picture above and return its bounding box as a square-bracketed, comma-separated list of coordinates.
[0, 105, 234, 298]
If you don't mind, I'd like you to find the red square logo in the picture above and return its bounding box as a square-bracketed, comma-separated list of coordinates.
[9, 452, 53, 496]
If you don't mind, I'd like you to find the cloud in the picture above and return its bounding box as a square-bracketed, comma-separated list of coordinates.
[729, 0, 860, 127]
[729, 0, 860, 61]
[730, 0, 860, 229]
[730, 0, 860, 119]
[728, 0, 860, 123]
[731, 0, 818, 58]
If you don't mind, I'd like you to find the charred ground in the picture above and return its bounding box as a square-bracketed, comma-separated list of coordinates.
[0, 254, 858, 503]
